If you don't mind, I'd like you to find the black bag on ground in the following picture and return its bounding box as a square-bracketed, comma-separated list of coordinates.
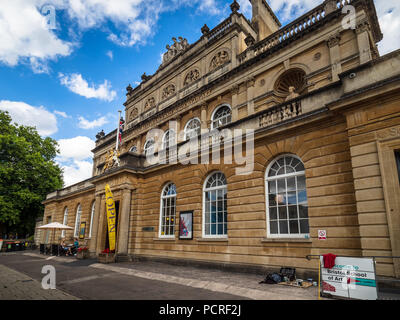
[259, 273, 282, 284]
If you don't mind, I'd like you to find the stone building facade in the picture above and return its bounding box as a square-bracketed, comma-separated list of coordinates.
[41, 0, 400, 279]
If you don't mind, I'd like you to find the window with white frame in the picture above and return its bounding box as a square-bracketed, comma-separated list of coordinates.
[159, 183, 177, 237]
[162, 129, 176, 149]
[265, 155, 309, 238]
[129, 145, 137, 153]
[144, 139, 155, 155]
[61, 207, 68, 238]
[203, 172, 227, 237]
[211, 105, 231, 129]
[88, 201, 95, 238]
[184, 118, 201, 140]
[74, 204, 82, 238]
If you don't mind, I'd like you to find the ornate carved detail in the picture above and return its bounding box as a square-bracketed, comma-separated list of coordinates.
[126, 84, 133, 95]
[184, 69, 201, 86]
[230, 84, 240, 95]
[323, 0, 337, 15]
[162, 37, 190, 66]
[246, 77, 256, 88]
[201, 24, 210, 35]
[230, 0, 240, 13]
[144, 97, 156, 110]
[162, 84, 176, 100]
[95, 130, 105, 141]
[102, 149, 121, 173]
[129, 108, 139, 121]
[141, 73, 152, 82]
[327, 33, 341, 48]
[356, 20, 371, 34]
[259, 101, 302, 128]
[245, 34, 255, 47]
[210, 51, 230, 72]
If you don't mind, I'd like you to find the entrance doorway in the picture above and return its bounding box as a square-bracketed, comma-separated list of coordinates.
[105, 201, 120, 251]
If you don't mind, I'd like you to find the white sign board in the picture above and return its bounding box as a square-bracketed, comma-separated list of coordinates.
[320, 256, 378, 300]
[318, 230, 327, 240]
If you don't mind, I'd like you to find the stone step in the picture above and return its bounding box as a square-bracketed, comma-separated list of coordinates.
[116, 254, 130, 263]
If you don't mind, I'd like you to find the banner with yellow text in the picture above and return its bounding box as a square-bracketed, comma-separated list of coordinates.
[105, 184, 116, 252]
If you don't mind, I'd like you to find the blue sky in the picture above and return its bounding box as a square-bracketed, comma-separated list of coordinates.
[0, 0, 399, 187]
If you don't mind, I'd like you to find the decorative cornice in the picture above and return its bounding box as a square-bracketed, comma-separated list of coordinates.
[327, 33, 341, 48]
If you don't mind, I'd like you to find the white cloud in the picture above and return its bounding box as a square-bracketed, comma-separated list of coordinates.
[56, 136, 95, 187]
[54, 110, 69, 118]
[61, 160, 93, 187]
[57, 136, 95, 162]
[0, 100, 58, 136]
[78, 116, 109, 129]
[0, 0, 72, 72]
[59, 73, 117, 101]
[106, 50, 113, 60]
[375, 0, 400, 55]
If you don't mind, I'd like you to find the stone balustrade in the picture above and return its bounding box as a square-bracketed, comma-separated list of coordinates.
[239, 0, 353, 64]
[259, 99, 302, 128]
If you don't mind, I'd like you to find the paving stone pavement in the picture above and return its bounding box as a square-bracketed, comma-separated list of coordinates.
[0, 264, 78, 300]
[90, 260, 321, 300]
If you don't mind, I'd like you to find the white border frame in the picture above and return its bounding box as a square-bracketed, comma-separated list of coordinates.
[61, 207, 68, 238]
[183, 117, 201, 141]
[202, 171, 228, 239]
[265, 154, 310, 239]
[88, 201, 95, 239]
[74, 204, 82, 238]
[210, 104, 232, 130]
[158, 183, 177, 239]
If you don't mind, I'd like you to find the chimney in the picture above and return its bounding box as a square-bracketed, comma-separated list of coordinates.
[250, 0, 281, 41]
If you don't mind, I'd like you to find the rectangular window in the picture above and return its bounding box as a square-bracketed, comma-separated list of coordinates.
[204, 189, 227, 237]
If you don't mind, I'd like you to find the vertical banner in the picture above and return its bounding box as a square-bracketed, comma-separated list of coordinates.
[105, 184, 116, 251]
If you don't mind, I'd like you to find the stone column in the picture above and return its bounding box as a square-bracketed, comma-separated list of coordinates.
[231, 84, 240, 122]
[88, 194, 102, 256]
[356, 20, 372, 65]
[327, 33, 342, 82]
[117, 188, 132, 255]
[246, 77, 256, 116]
[200, 104, 208, 131]
[95, 194, 106, 254]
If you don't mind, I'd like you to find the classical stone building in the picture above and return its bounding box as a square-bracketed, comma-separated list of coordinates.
[41, 0, 400, 279]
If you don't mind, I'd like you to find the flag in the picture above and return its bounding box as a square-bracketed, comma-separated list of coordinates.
[118, 117, 125, 145]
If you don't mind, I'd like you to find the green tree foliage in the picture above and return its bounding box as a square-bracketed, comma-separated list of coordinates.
[0, 111, 63, 236]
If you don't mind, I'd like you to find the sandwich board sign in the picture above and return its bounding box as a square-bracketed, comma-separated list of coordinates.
[320, 256, 378, 300]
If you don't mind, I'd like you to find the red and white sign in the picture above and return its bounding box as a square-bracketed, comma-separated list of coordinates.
[318, 230, 327, 240]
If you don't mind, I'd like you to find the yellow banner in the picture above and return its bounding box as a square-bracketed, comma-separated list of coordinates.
[105, 184, 116, 252]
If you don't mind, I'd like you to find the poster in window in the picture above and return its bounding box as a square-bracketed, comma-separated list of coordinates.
[179, 211, 193, 240]
[79, 222, 86, 239]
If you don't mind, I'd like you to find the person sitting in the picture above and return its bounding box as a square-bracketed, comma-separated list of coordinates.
[72, 238, 79, 256]
[60, 240, 69, 256]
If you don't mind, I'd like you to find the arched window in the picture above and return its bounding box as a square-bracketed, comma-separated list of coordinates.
[162, 129, 176, 149]
[74, 204, 82, 238]
[129, 145, 137, 153]
[265, 155, 309, 238]
[88, 201, 95, 238]
[144, 139, 155, 155]
[203, 172, 227, 238]
[159, 183, 177, 238]
[211, 105, 231, 129]
[184, 118, 201, 141]
[61, 207, 68, 238]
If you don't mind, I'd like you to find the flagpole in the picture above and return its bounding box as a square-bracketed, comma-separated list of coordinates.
[116, 110, 121, 151]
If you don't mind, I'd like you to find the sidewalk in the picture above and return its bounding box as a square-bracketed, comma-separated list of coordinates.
[0, 263, 78, 300]
[91, 259, 321, 300]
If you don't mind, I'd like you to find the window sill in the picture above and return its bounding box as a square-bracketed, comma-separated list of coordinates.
[196, 238, 229, 242]
[153, 238, 176, 241]
[261, 238, 312, 244]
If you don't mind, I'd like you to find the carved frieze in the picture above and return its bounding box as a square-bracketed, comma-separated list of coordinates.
[210, 51, 230, 72]
[184, 69, 201, 86]
[162, 84, 176, 100]
[129, 108, 139, 121]
[144, 97, 156, 110]
[161, 37, 190, 66]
